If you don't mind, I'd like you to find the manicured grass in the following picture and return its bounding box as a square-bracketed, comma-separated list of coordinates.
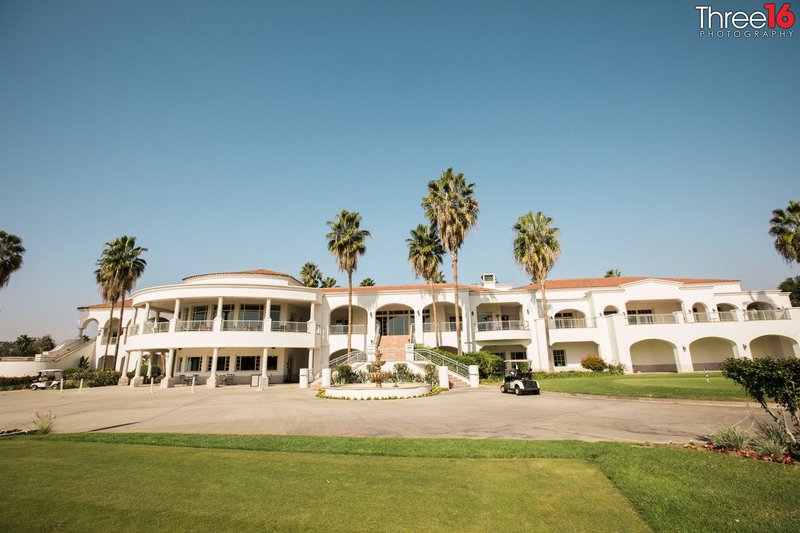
[3, 434, 799, 532]
[538, 372, 750, 401]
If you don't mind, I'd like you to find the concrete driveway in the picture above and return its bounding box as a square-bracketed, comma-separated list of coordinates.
[0, 384, 767, 443]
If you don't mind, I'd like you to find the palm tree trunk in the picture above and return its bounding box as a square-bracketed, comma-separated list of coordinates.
[430, 280, 440, 348]
[452, 253, 462, 356]
[103, 299, 116, 369]
[347, 270, 353, 354]
[540, 281, 554, 372]
[112, 296, 126, 372]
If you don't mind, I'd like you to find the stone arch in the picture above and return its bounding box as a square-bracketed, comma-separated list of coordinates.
[79, 317, 100, 338]
[749, 335, 799, 360]
[629, 339, 678, 373]
[603, 305, 619, 316]
[101, 317, 120, 345]
[552, 309, 587, 328]
[329, 305, 369, 335]
[746, 301, 775, 311]
[716, 303, 738, 322]
[688, 337, 737, 371]
[375, 303, 414, 336]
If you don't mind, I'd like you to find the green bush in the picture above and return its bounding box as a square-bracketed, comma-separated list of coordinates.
[606, 362, 626, 375]
[750, 422, 788, 458]
[392, 363, 421, 383]
[333, 364, 358, 385]
[423, 364, 438, 386]
[69, 370, 121, 387]
[710, 426, 748, 451]
[0, 375, 35, 390]
[580, 355, 607, 372]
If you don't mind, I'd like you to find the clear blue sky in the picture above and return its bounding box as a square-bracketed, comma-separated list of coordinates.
[0, 0, 797, 341]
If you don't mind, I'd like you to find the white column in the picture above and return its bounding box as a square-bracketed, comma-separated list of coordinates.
[260, 348, 268, 387]
[131, 351, 144, 387]
[118, 351, 130, 386]
[264, 298, 272, 331]
[468, 365, 480, 388]
[143, 302, 151, 329]
[438, 365, 450, 389]
[161, 349, 175, 388]
[215, 297, 224, 331]
[207, 348, 219, 388]
[307, 349, 314, 378]
[170, 299, 181, 332]
[299, 368, 309, 388]
[321, 368, 332, 387]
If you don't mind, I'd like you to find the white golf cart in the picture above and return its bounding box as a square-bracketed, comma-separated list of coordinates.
[500, 362, 540, 396]
[30, 369, 64, 390]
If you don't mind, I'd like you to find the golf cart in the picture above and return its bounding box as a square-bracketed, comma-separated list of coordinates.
[30, 369, 63, 390]
[500, 364, 540, 395]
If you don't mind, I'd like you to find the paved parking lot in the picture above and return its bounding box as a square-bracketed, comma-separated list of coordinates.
[0, 384, 767, 443]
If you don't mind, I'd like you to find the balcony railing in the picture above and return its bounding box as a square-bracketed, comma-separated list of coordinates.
[626, 314, 678, 325]
[126, 325, 139, 336]
[718, 311, 738, 322]
[423, 321, 458, 333]
[477, 320, 528, 332]
[329, 324, 367, 335]
[143, 322, 169, 334]
[745, 309, 787, 321]
[222, 320, 264, 332]
[549, 317, 594, 329]
[176, 320, 213, 332]
[271, 321, 309, 333]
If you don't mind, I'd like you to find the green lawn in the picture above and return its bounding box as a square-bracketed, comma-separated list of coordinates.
[537, 372, 750, 401]
[2, 434, 798, 532]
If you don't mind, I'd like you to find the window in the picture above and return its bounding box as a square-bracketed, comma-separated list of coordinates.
[510, 352, 526, 360]
[188, 357, 202, 372]
[240, 304, 264, 321]
[553, 350, 566, 367]
[212, 304, 235, 320]
[266, 356, 278, 371]
[236, 356, 260, 371]
[192, 306, 209, 321]
[270, 305, 281, 321]
[216, 356, 230, 372]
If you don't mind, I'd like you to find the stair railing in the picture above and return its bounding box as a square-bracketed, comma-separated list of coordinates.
[413, 347, 469, 379]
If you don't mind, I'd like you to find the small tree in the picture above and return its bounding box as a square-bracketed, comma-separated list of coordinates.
[778, 275, 800, 307]
[580, 355, 607, 372]
[720, 357, 800, 454]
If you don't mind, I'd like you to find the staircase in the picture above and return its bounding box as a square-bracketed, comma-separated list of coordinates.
[377, 335, 407, 362]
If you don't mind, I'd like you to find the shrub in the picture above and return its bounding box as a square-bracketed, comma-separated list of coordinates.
[393, 363, 420, 383]
[469, 350, 503, 378]
[751, 422, 788, 458]
[0, 376, 35, 390]
[77, 355, 91, 370]
[33, 411, 56, 434]
[69, 370, 121, 387]
[606, 362, 627, 375]
[580, 355, 607, 372]
[423, 364, 438, 386]
[333, 365, 358, 385]
[710, 426, 748, 451]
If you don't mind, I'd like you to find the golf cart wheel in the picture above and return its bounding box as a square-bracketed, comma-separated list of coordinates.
[500, 385, 506, 393]
[30, 384, 38, 391]
[514, 386, 521, 395]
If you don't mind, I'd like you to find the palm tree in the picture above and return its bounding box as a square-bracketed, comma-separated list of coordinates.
[359, 278, 375, 287]
[320, 277, 337, 288]
[94, 257, 121, 368]
[604, 269, 622, 278]
[97, 236, 147, 372]
[406, 224, 445, 347]
[422, 168, 479, 356]
[431, 271, 446, 284]
[769, 200, 800, 264]
[0, 231, 25, 290]
[513, 211, 561, 372]
[326, 210, 370, 353]
[300, 262, 322, 287]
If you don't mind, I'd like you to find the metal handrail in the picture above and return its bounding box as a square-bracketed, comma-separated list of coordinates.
[477, 320, 529, 332]
[329, 324, 367, 335]
[549, 317, 593, 329]
[422, 321, 458, 333]
[626, 314, 678, 325]
[745, 309, 786, 321]
[328, 350, 367, 369]
[37, 337, 94, 362]
[271, 321, 309, 333]
[413, 347, 469, 378]
[143, 322, 169, 334]
[176, 320, 213, 332]
[222, 320, 264, 332]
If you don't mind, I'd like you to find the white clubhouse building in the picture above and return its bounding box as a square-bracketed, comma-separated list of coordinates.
[66, 268, 800, 387]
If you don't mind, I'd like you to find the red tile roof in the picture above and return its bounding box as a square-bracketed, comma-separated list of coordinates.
[78, 299, 134, 310]
[513, 277, 740, 291]
[322, 283, 480, 293]
[182, 269, 302, 285]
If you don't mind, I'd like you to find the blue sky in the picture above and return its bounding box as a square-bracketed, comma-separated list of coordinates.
[0, 0, 798, 341]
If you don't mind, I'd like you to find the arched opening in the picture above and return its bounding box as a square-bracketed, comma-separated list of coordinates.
[376, 304, 414, 336]
[100, 318, 120, 345]
[716, 303, 738, 322]
[475, 303, 524, 331]
[691, 302, 710, 322]
[423, 302, 457, 332]
[552, 309, 588, 329]
[437, 345, 457, 354]
[689, 337, 736, 371]
[746, 302, 779, 321]
[328, 349, 351, 365]
[603, 305, 619, 316]
[79, 318, 99, 339]
[750, 335, 799, 360]
[629, 339, 678, 372]
[329, 305, 368, 335]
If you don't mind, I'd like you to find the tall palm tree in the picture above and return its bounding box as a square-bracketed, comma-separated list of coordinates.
[300, 262, 322, 287]
[431, 271, 446, 284]
[0, 231, 25, 290]
[769, 200, 800, 264]
[422, 168, 479, 356]
[320, 276, 337, 288]
[406, 224, 445, 347]
[513, 211, 561, 372]
[94, 258, 121, 368]
[326, 210, 370, 353]
[604, 269, 622, 278]
[359, 278, 376, 287]
[97, 236, 147, 372]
